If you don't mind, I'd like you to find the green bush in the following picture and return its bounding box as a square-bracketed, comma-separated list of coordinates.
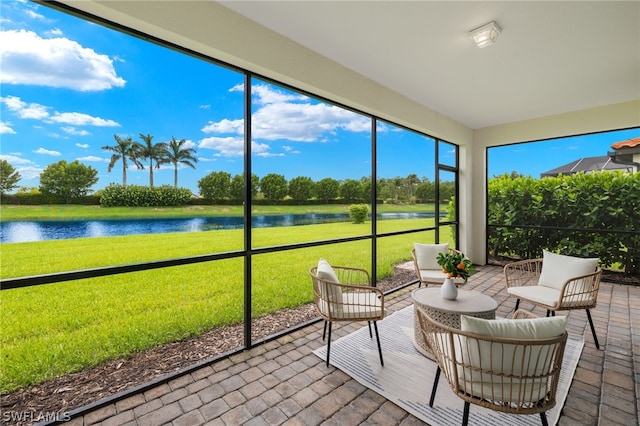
[100, 184, 192, 207]
[488, 171, 640, 267]
[349, 203, 369, 223]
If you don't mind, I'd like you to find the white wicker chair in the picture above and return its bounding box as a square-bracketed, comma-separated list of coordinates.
[504, 250, 602, 348]
[309, 259, 385, 367]
[416, 307, 567, 426]
[411, 243, 466, 287]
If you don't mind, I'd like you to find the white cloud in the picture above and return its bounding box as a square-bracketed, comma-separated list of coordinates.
[1, 95, 120, 127]
[229, 83, 243, 93]
[16, 165, 42, 181]
[203, 84, 370, 143]
[199, 136, 243, 157]
[0, 153, 42, 180]
[0, 154, 32, 165]
[252, 102, 368, 141]
[24, 10, 44, 20]
[282, 145, 301, 154]
[50, 112, 118, 127]
[256, 152, 285, 157]
[252, 84, 308, 105]
[0, 29, 126, 91]
[1, 95, 49, 119]
[77, 155, 104, 162]
[34, 147, 61, 156]
[202, 118, 243, 134]
[0, 121, 16, 134]
[181, 139, 197, 150]
[76, 143, 89, 149]
[199, 136, 270, 157]
[62, 126, 91, 136]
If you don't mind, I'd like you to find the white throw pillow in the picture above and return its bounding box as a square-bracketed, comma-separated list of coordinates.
[414, 243, 449, 270]
[461, 314, 567, 339]
[316, 258, 342, 308]
[538, 250, 598, 290]
[460, 314, 567, 380]
[317, 258, 340, 283]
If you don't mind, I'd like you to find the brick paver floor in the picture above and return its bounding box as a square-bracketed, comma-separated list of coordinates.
[64, 265, 639, 425]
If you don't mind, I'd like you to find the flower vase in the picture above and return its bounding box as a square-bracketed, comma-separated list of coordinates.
[441, 277, 458, 300]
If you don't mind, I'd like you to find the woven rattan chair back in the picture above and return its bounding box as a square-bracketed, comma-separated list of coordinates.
[416, 307, 567, 426]
[309, 264, 385, 367]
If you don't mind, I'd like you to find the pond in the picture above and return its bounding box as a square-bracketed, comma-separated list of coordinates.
[0, 212, 441, 243]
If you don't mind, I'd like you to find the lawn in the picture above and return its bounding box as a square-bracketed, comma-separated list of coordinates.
[0, 216, 451, 393]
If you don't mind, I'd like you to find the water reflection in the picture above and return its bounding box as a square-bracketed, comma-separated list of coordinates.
[2, 222, 43, 243]
[0, 212, 440, 243]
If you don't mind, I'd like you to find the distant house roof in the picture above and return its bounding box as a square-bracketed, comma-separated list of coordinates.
[611, 137, 640, 150]
[540, 155, 633, 178]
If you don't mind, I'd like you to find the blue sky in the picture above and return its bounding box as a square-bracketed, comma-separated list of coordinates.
[1, 2, 638, 194]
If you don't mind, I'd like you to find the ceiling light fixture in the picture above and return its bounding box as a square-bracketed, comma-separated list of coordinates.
[469, 21, 501, 48]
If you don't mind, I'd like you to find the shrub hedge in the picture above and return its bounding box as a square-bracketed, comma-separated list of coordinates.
[99, 184, 192, 207]
[488, 171, 640, 268]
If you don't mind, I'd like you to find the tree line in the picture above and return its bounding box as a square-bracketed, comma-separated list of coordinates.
[197, 172, 453, 204]
[0, 132, 453, 204]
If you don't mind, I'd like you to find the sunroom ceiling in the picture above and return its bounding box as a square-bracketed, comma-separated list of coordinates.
[219, 1, 639, 130]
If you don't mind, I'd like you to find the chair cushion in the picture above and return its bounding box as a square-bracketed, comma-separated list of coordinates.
[461, 314, 567, 339]
[333, 292, 384, 319]
[507, 285, 561, 308]
[538, 250, 598, 290]
[419, 269, 464, 285]
[414, 243, 448, 270]
[316, 259, 342, 313]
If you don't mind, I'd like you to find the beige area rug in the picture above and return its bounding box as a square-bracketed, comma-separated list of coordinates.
[313, 306, 583, 426]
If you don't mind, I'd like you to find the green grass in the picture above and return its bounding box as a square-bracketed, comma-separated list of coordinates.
[0, 215, 451, 394]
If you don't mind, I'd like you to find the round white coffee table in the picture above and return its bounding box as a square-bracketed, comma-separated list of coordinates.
[412, 287, 498, 356]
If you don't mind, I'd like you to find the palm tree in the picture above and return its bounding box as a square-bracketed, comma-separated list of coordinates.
[164, 137, 198, 188]
[136, 134, 168, 187]
[102, 135, 142, 186]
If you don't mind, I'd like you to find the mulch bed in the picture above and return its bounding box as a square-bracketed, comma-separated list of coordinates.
[1, 268, 416, 425]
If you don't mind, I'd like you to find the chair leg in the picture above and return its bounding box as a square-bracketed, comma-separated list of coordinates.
[514, 298, 520, 311]
[462, 401, 470, 426]
[373, 321, 384, 366]
[325, 322, 332, 367]
[429, 366, 441, 407]
[322, 320, 327, 341]
[368, 321, 373, 338]
[540, 411, 548, 426]
[586, 309, 600, 349]
[546, 310, 551, 317]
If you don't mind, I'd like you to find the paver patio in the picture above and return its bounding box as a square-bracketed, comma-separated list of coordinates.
[62, 265, 639, 426]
